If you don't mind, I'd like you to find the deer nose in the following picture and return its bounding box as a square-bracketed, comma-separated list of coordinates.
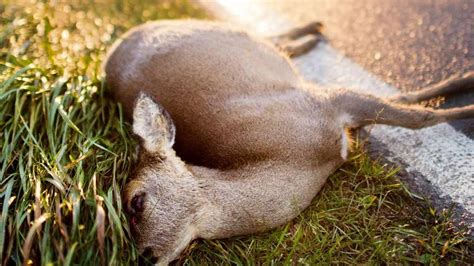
[128, 192, 146, 216]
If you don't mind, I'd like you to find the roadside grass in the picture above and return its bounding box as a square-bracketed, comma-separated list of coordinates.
[0, 0, 471, 265]
[0, 1, 205, 265]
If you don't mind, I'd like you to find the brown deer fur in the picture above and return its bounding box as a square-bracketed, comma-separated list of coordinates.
[105, 20, 474, 264]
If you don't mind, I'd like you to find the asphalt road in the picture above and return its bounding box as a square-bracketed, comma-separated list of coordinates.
[271, 0, 474, 138]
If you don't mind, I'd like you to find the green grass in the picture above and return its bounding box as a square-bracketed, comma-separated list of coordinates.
[0, 0, 471, 265]
[0, 0, 205, 265]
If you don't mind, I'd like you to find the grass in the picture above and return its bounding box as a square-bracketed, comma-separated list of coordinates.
[0, 0, 471, 265]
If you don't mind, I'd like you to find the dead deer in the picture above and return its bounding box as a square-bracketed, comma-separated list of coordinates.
[105, 20, 474, 264]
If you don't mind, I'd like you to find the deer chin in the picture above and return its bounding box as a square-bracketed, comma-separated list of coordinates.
[154, 224, 196, 265]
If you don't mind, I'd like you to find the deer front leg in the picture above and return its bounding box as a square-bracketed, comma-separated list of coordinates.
[270, 21, 323, 57]
[277, 35, 320, 57]
[331, 89, 474, 129]
[271, 21, 323, 42]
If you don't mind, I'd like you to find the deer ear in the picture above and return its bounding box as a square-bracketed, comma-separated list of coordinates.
[132, 93, 176, 154]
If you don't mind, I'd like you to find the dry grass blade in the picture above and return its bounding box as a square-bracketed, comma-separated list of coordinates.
[96, 196, 106, 266]
[22, 214, 49, 266]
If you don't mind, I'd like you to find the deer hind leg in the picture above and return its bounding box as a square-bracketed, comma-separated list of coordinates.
[270, 21, 323, 57]
[389, 71, 474, 104]
[331, 89, 474, 129]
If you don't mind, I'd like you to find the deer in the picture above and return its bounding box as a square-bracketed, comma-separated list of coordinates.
[104, 19, 474, 265]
